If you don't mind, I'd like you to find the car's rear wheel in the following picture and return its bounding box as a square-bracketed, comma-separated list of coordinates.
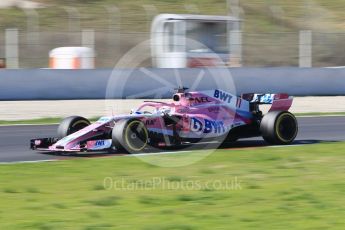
[112, 119, 149, 153]
[260, 111, 298, 145]
[57, 116, 91, 139]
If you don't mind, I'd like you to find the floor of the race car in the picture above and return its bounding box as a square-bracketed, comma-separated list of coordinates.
[37, 139, 325, 157]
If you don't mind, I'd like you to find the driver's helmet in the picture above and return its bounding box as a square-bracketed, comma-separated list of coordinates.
[158, 106, 172, 115]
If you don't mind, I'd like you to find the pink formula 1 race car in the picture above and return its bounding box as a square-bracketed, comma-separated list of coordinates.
[30, 88, 298, 154]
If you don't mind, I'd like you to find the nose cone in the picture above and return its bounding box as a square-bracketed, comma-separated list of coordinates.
[52, 122, 106, 150]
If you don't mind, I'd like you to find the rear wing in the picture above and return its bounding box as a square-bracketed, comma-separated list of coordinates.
[242, 93, 293, 111]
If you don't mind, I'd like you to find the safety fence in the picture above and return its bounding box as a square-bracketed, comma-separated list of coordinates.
[1, 30, 345, 68]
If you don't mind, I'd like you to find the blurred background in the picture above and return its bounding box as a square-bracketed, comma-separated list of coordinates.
[0, 0, 345, 68]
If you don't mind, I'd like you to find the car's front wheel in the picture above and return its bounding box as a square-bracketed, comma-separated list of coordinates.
[57, 116, 91, 139]
[112, 119, 149, 153]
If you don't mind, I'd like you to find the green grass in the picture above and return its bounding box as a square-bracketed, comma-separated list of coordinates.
[0, 117, 100, 125]
[4, 0, 341, 33]
[0, 117, 64, 125]
[10, 0, 345, 29]
[1, 142, 345, 229]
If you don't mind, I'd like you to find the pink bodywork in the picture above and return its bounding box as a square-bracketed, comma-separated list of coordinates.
[47, 90, 293, 152]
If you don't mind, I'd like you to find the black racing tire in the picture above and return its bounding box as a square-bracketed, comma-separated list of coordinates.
[57, 116, 91, 139]
[112, 119, 149, 154]
[260, 111, 298, 145]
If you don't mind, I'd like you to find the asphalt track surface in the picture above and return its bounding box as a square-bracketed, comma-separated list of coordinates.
[0, 116, 345, 163]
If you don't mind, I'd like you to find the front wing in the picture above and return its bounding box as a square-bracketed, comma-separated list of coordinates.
[30, 138, 113, 152]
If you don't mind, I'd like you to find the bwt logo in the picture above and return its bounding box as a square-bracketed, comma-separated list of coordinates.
[191, 118, 225, 134]
[214, 90, 232, 103]
[95, 140, 105, 146]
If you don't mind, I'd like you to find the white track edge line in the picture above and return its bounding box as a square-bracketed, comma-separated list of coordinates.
[0, 123, 59, 127]
[0, 159, 58, 165]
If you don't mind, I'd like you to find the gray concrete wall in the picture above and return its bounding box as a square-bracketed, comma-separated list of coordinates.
[0, 67, 345, 100]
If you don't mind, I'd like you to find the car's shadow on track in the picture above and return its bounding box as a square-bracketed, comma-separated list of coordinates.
[219, 139, 329, 149]
[39, 139, 335, 158]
